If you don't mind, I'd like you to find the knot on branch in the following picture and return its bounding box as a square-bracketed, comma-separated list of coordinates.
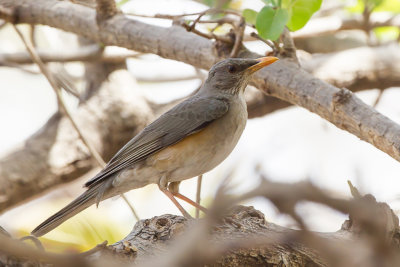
[331, 87, 352, 110]
[95, 0, 119, 24]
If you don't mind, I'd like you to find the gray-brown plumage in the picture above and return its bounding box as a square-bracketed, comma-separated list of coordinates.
[31, 56, 279, 237]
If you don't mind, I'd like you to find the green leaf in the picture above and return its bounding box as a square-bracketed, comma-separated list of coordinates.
[285, 0, 322, 31]
[256, 6, 289, 40]
[242, 9, 258, 25]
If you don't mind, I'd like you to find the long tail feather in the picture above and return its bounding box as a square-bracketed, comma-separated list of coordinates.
[31, 182, 110, 237]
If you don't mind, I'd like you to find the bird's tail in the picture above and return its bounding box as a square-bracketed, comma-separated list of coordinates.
[31, 181, 113, 237]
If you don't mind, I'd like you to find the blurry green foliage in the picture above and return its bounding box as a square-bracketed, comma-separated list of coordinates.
[347, 0, 400, 41]
[117, 0, 130, 7]
[374, 26, 400, 41]
[347, 0, 400, 12]
[19, 205, 129, 253]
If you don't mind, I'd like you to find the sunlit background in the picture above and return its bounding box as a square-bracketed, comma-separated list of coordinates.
[1, 0, 400, 252]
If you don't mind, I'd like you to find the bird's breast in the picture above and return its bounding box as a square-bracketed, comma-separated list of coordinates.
[148, 95, 247, 182]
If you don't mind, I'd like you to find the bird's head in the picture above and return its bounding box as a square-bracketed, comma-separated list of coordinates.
[202, 57, 279, 95]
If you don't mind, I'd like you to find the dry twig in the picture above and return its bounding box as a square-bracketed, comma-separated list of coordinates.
[12, 24, 140, 221]
[195, 175, 203, 219]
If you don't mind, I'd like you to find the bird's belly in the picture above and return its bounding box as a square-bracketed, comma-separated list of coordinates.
[148, 100, 247, 182]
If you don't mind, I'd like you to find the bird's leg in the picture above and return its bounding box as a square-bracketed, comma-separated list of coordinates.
[168, 182, 208, 213]
[158, 176, 192, 218]
[159, 187, 192, 218]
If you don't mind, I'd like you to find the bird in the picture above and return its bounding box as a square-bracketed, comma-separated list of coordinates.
[31, 56, 279, 237]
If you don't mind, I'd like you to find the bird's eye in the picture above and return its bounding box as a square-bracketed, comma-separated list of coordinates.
[228, 65, 237, 73]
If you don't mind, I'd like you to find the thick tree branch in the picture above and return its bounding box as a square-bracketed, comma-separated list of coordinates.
[99, 181, 400, 267]
[301, 44, 400, 91]
[1, 179, 400, 266]
[3, 0, 400, 163]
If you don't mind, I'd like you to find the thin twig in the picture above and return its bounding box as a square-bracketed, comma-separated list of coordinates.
[0, 226, 11, 237]
[79, 241, 108, 256]
[250, 32, 276, 52]
[373, 89, 384, 108]
[347, 180, 362, 199]
[126, 8, 239, 44]
[193, 18, 236, 25]
[0, 60, 41, 74]
[125, 8, 241, 20]
[230, 17, 245, 58]
[29, 24, 37, 48]
[195, 175, 203, 219]
[180, 20, 232, 43]
[136, 74, 204, 83]
[12, 24, 140, 222]
[121, 194, 140, 221]
[0, 49, 144, 64]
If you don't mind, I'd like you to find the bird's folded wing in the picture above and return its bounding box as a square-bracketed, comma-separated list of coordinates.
[85, 96, 230, 187]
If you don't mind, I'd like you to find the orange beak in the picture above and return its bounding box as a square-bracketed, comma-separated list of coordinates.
[248, 56, 279, 73]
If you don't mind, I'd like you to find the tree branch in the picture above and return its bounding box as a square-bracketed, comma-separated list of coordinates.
[96, 180, 400, 267]
[301, 44, 400, 91]
[1, 179, 400, 266]
[95, 0, 118, 21]
[2, 0, 400, 163]
[0, 70, 154, 213]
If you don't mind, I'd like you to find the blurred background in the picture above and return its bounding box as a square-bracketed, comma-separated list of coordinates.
[1, 0, 400, 252]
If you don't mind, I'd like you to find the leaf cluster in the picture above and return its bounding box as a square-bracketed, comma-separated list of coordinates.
[243, 0, 322, 40]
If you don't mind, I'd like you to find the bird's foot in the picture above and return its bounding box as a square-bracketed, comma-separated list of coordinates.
[158, 185, 192, 219]
[168, 181, 208, 214]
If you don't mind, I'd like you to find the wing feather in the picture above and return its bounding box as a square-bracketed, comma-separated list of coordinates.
[85, 96, 229, 187]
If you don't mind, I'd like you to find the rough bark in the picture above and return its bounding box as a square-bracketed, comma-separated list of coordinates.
[96, 191, 400, 267]
[1, 181, 400, 267]
[2, 0, 400, 163]
[0, 70, 153, 213]
[104, 206, 326, 267]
